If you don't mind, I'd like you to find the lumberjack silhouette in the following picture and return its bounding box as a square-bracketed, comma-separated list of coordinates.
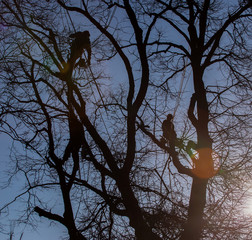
[69, 31, 91, 68]
[162, 114, 177, 148]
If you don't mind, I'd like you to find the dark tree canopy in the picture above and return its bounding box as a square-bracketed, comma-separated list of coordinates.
[0, 0, 252, 239]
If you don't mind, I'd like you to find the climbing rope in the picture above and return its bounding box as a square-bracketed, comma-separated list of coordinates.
[64, 4, 117, 144]
[173, 59, 190, 117]
[173, 17, 199, 118]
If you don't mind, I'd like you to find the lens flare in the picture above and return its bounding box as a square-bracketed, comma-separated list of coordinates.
[246, 199, 252, 215]
[191, 148, 220, 179]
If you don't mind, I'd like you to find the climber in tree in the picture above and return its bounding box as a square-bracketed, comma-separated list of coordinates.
[69, 30, 91, 68]
[162, 114, 177, 148]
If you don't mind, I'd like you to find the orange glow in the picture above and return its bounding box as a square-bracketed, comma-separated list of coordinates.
[191, 148, 220, 179]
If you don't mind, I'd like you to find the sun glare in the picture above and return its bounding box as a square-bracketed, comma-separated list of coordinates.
[242, 188, 252, 215]
[245, 198, 252, 215]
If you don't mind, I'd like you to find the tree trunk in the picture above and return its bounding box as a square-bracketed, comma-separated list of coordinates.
[181, 62, 212, 239]
[68, 229, 86, 240]
[117, 176, 162, 240]
[180, 177, 208, 240]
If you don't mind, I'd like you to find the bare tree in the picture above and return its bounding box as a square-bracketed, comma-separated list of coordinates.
[0, 0, 251, 240]
[140, 1, 252, 239]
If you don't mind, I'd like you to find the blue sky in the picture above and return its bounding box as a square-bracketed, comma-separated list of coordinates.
[0, 133, 66, 240]
[0, 0, 251, 239]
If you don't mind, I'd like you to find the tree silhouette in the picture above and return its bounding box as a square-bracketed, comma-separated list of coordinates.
[0, 0, 252, 239]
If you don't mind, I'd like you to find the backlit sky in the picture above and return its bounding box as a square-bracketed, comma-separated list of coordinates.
[0, 0, 251, 239]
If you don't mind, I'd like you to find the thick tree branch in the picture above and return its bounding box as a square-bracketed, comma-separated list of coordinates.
[188, 93, 199, 129]
[123, 0, 150, 174]
[138, 123, 193, 177]
[34, 207, 66, 225]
